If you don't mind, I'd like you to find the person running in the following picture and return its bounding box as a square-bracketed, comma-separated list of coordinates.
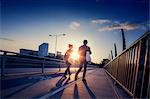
[75, 40, 92, 81]
[63, 44, 73, 78]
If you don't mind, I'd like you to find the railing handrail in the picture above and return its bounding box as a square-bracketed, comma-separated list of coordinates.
[104, 30, 149, 98]
[0, 50, 64, 62]
[104, 30, 149, 67]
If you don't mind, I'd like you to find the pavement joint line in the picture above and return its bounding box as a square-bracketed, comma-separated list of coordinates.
[105, 70, 133, 97]
[39, 69, 96, 99]
[39, 78, 79, 99]
[104, 70, 120, 99]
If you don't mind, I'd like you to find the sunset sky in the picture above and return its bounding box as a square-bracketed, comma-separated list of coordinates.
[1, 0, 149, 63]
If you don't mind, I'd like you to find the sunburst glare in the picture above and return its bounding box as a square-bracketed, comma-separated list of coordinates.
[70, 51, 80, 61]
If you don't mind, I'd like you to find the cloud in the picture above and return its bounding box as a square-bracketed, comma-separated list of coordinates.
[91, 19, 111, 24]
[0, 37, 14, 41]
[69, 21, 80, 30]
[97, 22, 140, 31]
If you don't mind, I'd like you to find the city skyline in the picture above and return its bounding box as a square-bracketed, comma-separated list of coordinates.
[1, 0, 149, 63]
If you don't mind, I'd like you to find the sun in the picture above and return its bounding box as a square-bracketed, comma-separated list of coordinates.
[70, 51, 80, 60]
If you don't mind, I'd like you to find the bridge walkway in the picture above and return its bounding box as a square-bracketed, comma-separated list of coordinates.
[1, 68, 131, 98]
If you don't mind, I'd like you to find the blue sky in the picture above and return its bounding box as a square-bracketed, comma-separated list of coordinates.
[1, 0, 149, 63]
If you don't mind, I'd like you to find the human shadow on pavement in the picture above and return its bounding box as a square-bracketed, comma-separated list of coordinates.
[73, 84, 79, 98]
[49, 77, 71, 98]
[83, 80, 96, 98]
[3, 80, 40, 98]
[1, 72, 64, 90]
[2, 73, 65, 98]
[50, 77, 66, 92]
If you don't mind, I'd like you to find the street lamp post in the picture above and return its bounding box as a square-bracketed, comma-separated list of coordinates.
[49, 34, 66, 55]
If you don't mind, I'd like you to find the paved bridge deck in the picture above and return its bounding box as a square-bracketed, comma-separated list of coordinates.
[1, 68, 131, 98]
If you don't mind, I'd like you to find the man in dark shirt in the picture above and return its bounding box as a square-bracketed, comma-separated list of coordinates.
[75, 40, 92, 81]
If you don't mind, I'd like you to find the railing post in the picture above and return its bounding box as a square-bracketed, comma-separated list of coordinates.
[2, 51, 7, 76]
[59, 63, 61, 72]
[42, 58, 45, 74]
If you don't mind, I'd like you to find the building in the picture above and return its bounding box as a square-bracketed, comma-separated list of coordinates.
[100, 59, 110, 68]
[47, 53, 55, 58]
[20, 49, 38, 56]
[38, 43, 49, 57]
[56, 51, 62, 59]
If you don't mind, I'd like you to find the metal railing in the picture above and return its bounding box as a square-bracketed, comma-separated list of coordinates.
[0, 50, 96, 76]
[104, 31, 149, 98]
[0, 50, 65, 76]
